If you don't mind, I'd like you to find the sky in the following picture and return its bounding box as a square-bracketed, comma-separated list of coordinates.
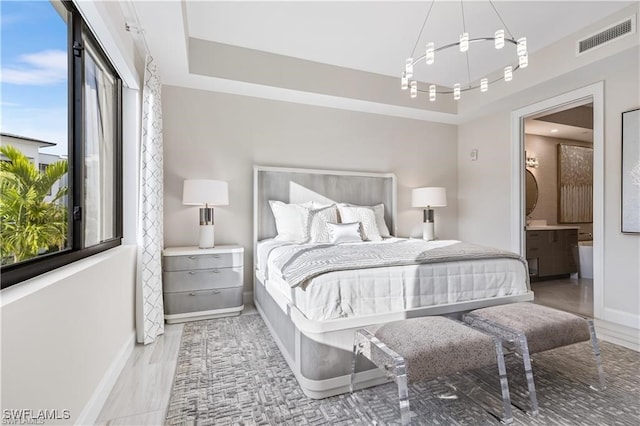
[1, 0, 68, 156]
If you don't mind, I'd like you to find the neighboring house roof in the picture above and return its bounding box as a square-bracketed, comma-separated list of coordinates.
[0, 132, 57, 147]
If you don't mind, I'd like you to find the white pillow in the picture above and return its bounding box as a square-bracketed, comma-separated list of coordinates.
[327, 222, 362, 244]
[370, 204, 391, 238]
[302, 201, 333, 209]
[338, 203, 391, 238]
[308, 205, 338, 243]
[269, 200, 309, 242]
[337, 205, 382, 241]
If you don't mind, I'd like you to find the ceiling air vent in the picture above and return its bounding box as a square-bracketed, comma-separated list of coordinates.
[577, 15, 636, 55]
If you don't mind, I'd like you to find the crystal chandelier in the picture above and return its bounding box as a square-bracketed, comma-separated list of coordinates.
[402, 0, 528, 101]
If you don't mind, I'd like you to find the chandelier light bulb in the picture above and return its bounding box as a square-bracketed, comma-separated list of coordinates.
[429, 84, 436, 101]
[426, 42, 435, 65]
[504, 66, 513, 81]
[405, 58, 414, 79]
[453, 83, 461, 100]
[517, 37, 527, 56]
[410, 81, 417, 98]
[519, 53, 529, 68]
[459, 32, 469, 52]
[401, 72, 408, 90]
[480, 78, 488, 92]
[495, 29, 505, 49]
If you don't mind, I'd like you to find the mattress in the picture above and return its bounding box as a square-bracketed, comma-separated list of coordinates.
[256, 239, 530, 322]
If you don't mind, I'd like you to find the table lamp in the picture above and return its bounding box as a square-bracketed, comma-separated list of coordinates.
[183, 179, 229, 248]
[411, 187, 447, 241]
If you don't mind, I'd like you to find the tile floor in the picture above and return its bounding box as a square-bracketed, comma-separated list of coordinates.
[530, 277, 594, 317]
[96, 323, 184, 425]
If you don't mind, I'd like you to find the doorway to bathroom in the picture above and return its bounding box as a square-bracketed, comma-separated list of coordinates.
[523, 100, 594, 316]
[511, 83, 604, 320]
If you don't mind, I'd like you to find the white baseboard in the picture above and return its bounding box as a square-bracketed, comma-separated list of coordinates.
[594, 318, 640, 352]
[603, 307, 640, 330]
[75, 331, 136, 425]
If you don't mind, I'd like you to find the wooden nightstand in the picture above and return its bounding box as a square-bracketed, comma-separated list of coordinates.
[162, 245, 244, 323]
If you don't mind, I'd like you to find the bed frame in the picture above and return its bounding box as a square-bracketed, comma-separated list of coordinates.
[252, 165, 533, 399]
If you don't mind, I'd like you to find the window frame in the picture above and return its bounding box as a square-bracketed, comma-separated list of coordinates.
[1, 1, 123, 289]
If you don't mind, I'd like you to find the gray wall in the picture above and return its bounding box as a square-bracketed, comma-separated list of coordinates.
[162, 86, 459, 293]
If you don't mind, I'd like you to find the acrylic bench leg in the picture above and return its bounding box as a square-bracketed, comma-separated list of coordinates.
[494, 338, 514, 424]
[351, 329, 411, 425]
[350, 333, 364, 394]
[516, 333, 539, 416]
[587, 320, 607, 391]
[394, 357, 410, 425]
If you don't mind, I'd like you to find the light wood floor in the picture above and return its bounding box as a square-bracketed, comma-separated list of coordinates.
[96, 304, 258, 425]
[96, 282, 592, 425]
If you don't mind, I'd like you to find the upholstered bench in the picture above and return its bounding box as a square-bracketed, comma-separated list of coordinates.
[350, 316, 514, 425]
[463, 302, 606, 416]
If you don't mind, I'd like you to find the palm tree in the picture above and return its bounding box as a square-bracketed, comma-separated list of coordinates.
[0, 145, 68, 264]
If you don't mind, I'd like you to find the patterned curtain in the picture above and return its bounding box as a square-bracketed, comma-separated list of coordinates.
[136, 56, 164, 344]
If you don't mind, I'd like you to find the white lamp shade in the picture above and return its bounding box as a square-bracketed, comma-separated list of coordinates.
[183, 179, 229, 206]
[412, 187, 447, 207]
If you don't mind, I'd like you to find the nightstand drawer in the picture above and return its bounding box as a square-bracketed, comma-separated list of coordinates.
[163, 252, 242, 271]
[163, 287, 243, 315]
[163, 266, 243, 293]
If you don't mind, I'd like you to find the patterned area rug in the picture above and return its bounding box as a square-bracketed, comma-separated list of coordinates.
[166, 314, 640, 425]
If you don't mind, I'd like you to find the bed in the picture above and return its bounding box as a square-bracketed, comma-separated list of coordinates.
[253, 166, 533, 399]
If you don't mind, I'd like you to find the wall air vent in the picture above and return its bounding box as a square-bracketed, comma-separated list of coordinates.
[577, 15, 636, 55]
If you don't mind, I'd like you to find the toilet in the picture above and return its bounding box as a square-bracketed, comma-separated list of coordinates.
[578, 240, 593, 279]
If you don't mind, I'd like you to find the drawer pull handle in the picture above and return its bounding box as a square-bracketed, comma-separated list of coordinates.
[187, 255, 220, 260]
[189, 290, 220, 296]
[188, 270, 220, 275]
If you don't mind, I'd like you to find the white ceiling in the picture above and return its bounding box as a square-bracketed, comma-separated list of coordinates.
[183, 1, 634, 88]
[525, 119, 593, 142]
[130, 0, 636, 121]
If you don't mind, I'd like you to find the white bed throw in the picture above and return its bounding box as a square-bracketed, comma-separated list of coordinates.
[274, 240, 526, 288]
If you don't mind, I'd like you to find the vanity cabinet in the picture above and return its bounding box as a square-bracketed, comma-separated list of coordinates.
[526, 228, 578, 279]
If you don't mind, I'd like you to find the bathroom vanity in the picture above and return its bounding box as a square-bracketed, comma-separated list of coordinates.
[526, 226, 579, 279]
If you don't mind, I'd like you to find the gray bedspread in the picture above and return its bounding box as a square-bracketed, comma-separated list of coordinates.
[273, 240, 526, 287]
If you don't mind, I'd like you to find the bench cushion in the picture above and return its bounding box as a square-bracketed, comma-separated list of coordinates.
[370, 316, 496, 383]
[468, 302, 591, 354]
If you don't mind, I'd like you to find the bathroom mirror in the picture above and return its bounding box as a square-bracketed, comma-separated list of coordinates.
[525, 170, 539, 216]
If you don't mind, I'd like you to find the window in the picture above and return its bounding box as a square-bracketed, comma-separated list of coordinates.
[0, 1, 122, 288]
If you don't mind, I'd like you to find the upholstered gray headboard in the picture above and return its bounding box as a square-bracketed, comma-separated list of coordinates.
[253, 166, 397, 241]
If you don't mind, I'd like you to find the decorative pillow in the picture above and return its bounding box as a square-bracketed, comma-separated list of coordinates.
[370, 204, 391, 238]
[338, 203, 391, 238]
[327, 222, 362, 244]
[337, 205, 383, 241]
[302, 201, 334, 210]
[269, 200, 309, 242]
[308, 205, 338, 243]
